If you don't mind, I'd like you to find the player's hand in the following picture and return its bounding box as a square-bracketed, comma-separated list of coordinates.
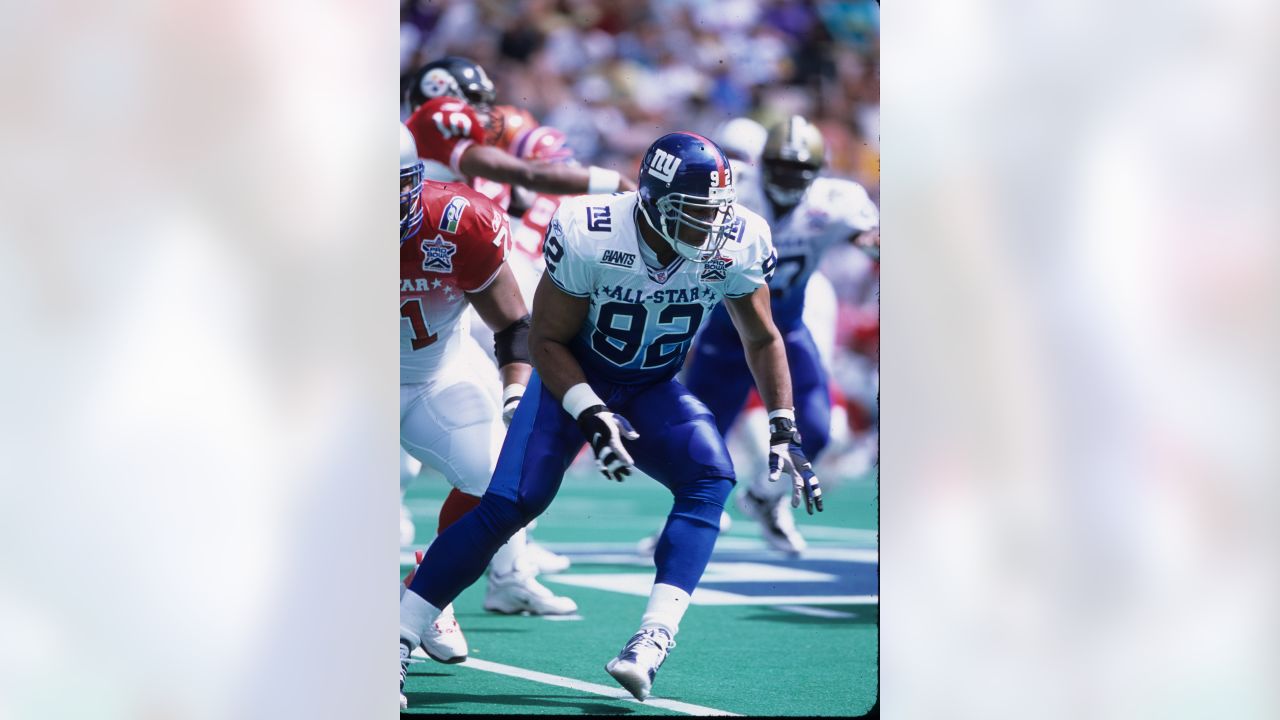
[767, 416, 824, 514]
[501, 385, 524, 427]
[576, 405, 640, 482]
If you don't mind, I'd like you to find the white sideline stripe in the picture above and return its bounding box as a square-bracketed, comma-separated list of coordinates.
[457, 656, 742, 716]
[772, 604, 857, 619]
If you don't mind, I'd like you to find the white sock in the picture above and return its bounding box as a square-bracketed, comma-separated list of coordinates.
[400, 588, 443, 647]
[639, 583, 691, 638]
[490, 526, 530, 577]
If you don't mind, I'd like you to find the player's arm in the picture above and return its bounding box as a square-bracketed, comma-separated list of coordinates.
[725, 286, 824, 513]
[528, 273, 639, 482]
[724, 285, 792, 414]
[460, 144, 637, 196]
[467, 264, 533, 423]
[527, 272, 590, 399]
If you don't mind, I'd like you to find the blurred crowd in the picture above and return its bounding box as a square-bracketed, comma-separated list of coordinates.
[400, 0, 880, 199]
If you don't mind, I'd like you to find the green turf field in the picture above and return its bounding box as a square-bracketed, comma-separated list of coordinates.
[401, 463, 878, 716]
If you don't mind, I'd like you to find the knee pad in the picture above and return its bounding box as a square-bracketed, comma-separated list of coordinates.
[670, 476, 734, 528]
[468, 494, 527, 545]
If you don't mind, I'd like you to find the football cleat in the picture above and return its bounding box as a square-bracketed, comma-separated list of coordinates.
[605, 627, 675, 701]
[403, 551, 469, 664]
[484, 567, 578, 615]
[400, 639, 412, 710]
[736, 488, 808, 555]
[421, 602, 468, 663]
[525, 540, 571, 574]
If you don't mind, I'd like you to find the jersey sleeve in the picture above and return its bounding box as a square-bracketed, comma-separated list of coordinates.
[405, 97, 486, 177]
[542, 203, 593, 297]
[455, 193, 511, 293]
[723, 216, 777, 299]
[830, 180, 879, 235]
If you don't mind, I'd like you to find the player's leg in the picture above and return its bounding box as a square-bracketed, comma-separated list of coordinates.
[682, 305, 755, 437]
[632, 311, 750, 554]
[400, 373, 584, 667]
[399, 375, 498, 663]
[400, 447, 421, 547]
[787, 324, 833, 460]
[738, 324, 832, 554]
[408, 340, 577, 615]
[603, 380, 737, 700]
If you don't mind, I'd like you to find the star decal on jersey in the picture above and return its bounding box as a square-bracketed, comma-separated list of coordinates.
[431, 278, 442, 289]
[421, 234, 457, 273]
[699, 254, 734, 282]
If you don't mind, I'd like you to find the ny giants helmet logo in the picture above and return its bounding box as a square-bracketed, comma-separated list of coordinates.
[647, 148, 682, 184]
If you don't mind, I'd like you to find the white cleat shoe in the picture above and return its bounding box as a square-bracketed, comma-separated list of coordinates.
[421, 602, 468, 663]
[484, 568, 578, 615]
[605, 627, 675, 701]
[525, 540, 571, 574]
[736, 488, 808, 555]
[402, 551, 468, 663]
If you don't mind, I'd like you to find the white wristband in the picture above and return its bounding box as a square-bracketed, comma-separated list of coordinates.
[502, 384, 525, 405]
[768, 408, 796, 422]
[587, 166, 621, 195]
[563, 382, 604, 419]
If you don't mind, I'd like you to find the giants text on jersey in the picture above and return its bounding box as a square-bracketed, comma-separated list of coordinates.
[544, 192, 776, 385]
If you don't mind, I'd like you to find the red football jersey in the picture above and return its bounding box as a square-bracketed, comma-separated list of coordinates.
[405, 97, 486, 180]
[400, 179, 512, 382]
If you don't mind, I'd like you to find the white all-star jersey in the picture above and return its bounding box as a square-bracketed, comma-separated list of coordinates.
[731, 160, 878, 329]
[544, 191, 777, 386]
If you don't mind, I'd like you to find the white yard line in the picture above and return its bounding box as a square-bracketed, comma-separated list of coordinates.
[771, 604, 858, 619]
[446, 655, 741, 716]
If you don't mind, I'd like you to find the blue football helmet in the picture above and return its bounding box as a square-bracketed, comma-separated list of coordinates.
[400, 123, 424, 243]
[637, 132, 737, 263]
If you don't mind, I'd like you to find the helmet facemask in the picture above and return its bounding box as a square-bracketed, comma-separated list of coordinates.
[400, 161, 424, 243]
[762, 158, 818, 207]
[642, 187, 737, 264]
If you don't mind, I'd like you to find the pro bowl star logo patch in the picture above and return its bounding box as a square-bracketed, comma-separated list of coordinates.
[699, 254, 734, 281]
[421, 234, 457, 273]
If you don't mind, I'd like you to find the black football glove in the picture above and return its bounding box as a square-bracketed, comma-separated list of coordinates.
[577, 404, 640, 482]
[767, 416, 823, 514]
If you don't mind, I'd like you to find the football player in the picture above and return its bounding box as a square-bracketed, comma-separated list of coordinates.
[403, 56, 636, 202]
[399, 125, 577, 700]
[683, 115, 879, 554]
[400, 132, 825, 707]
